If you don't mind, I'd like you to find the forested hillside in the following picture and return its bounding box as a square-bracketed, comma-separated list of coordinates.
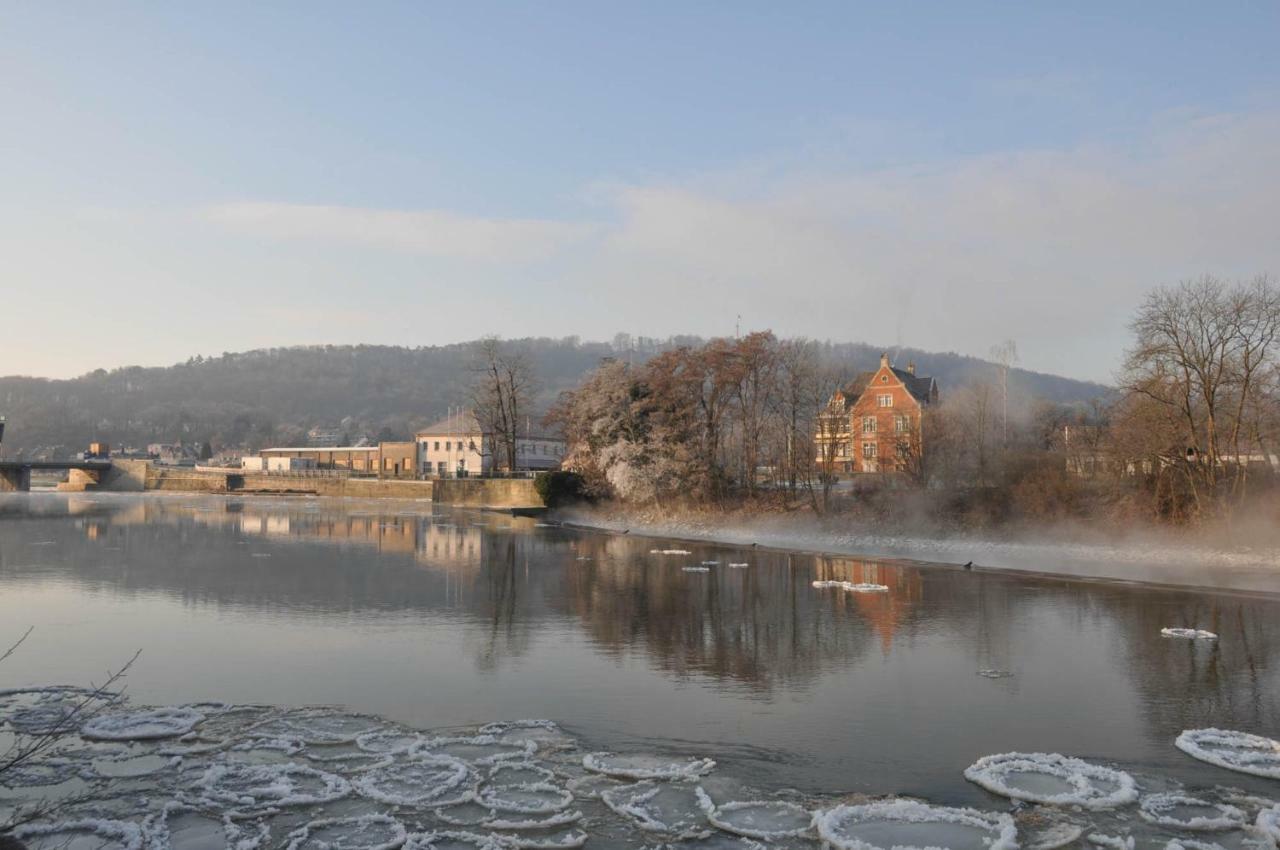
[0, 337, 1108, 457]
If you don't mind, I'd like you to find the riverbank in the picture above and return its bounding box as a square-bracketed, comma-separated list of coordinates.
[558, 504, 1280, 594]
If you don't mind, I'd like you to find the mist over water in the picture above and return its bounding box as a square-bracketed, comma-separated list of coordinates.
[1, 492, 1278, 804]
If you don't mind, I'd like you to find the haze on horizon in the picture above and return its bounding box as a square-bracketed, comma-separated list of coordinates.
[3, 3, 1278, 384]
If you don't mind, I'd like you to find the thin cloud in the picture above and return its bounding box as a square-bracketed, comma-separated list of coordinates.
[575, 109, 1280, 381]
[203, 202, 598, 264]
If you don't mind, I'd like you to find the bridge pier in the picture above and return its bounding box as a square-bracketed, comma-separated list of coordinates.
[57, 468, 103, 492]
[0, 466, 31, 492]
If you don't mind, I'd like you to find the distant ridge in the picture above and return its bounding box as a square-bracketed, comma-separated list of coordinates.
[0, 337, 1109, 456]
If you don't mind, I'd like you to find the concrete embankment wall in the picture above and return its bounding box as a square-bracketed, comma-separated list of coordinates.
[145, 467, 436, 499]
[91, 461, 543, 507]
[432, 478, 542, 508]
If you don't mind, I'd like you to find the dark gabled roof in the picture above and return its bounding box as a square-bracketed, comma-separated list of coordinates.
[840, 366, 937, 406]
[890, 367, 937, 404]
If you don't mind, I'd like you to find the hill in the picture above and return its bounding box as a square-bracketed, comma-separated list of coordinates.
[0, 337, 1109, 457]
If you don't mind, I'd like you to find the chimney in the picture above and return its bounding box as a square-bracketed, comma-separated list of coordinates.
[907, 361, 916, 375]
[880, 352, 890, 369]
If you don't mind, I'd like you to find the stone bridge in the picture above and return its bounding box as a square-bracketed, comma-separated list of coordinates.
[0, 459, 146, 492]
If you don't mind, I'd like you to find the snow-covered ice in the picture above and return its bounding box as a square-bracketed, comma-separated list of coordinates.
[487, 761, 557, 786]
[403, 830, 511, 850]
[1256, 804, 1280, 843]
[413, 734, 537, 765]
[1139, 793, 1248, 831]
[601, 782, 713, 839]
[475, 782, 575, 814]
[696, 788, 813, 840]
[682, 566, 711, 573]
[963, 752, 1139, 809]
[353, 755, 474, 806]
[483, 809, 583, 830]
[814, 799, 1017, 850]
[81, 707, 206, 741]
[651, 549, 693, 555]
[583, 752, 716, 780]
[285, 815, 408, 850]
[198, 760, 351, 808]
[246, 709, 382, 746]
[5, 684, 1271, 850]
[14, 818, 145, 850]
[497, 828, 589, 849]
[811, 580, 890, 593]
[1175, 729, 1280, 779]
[355, 729, 423, 755]
[1087, 833, 1135, 850]
[727, 563, 749, 568]
[1162, 628, 1219, 640]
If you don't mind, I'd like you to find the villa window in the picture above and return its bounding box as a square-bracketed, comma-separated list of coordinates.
[862, 442, 878, 459]
[862, 416, 877, 434]
[878, 394, 893, 408]
[895, 415, 910, 433]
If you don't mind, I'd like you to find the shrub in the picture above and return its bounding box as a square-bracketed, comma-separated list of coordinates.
[534, 471, 588, 508]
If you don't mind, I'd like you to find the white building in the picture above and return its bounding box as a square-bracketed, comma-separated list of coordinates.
[414, 413, 565, 477]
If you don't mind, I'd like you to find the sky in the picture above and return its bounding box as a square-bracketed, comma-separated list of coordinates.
[3, 3, 1279, 383]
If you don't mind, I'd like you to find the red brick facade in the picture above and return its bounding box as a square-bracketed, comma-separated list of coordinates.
[821, 355, 939, 475]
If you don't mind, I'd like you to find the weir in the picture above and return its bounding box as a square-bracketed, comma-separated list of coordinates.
[0, 459, 114, 492]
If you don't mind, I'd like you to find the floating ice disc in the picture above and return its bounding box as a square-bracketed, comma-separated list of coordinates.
[484, 809, 583, 830]
[1162, 628, 1218, 640]
[81, 706, 205, 741]
[1257, 805, 1280, 843]
[414, 734, 537, 765]
[815, 800, 1017, 850]
[497, 828, 589, 849]
[488, 761, 557, 786]
[601, 782, 713, 839]
[697, 789, 813, 840]
[583, 752, 716, 780]
[811, 581, 889, 593]
[1138, 793, 1247, 831]
[353, 755, 474, 806]
[0, 758, 84, 788]
[404, 831, 510, 850]
[1175, 729, 1280, 779]
[247, 709, 382, 745]
[14, 818, 144, 850]
[963, 752, 1138, 810]
[199, 760, 351, 808]
[476, 781, 575, 814]
[285, 815, 408, 850]
[356, 729, 424, 756]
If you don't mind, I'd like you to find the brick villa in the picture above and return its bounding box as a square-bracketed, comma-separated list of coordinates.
[818, 354, 939, 475]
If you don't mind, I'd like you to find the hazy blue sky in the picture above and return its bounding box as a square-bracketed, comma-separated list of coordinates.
[3, 3, 1278, 382]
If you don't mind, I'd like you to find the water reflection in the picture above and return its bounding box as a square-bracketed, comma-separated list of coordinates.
[1, 493, 1278, 799]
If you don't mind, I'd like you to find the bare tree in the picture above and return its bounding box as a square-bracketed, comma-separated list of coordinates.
[731, 332, 780, 497]
[807, 363, 851, 514]
[990, 339, 1018, 449]
[469, 338, 535, 474]
[1, 628, 141, 835]
[775, 339, 818, 494]
[1122, 275, 1280, 515]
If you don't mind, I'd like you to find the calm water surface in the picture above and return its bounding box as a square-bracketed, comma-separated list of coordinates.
[1, 492, 1278, 804]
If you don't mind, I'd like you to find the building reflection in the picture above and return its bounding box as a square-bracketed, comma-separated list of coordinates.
[4, 494, 1276, 718]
